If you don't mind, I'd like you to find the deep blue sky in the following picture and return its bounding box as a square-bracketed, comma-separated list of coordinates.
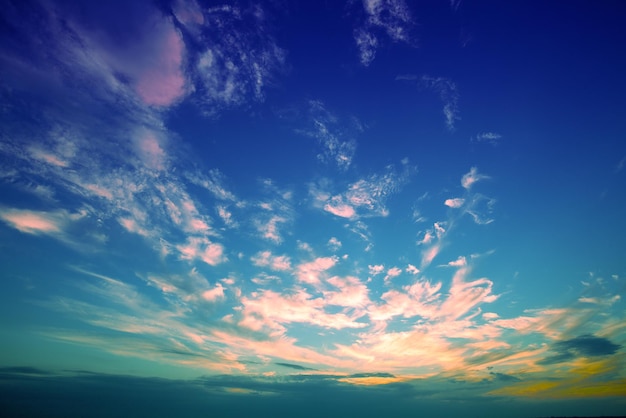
[1, 0, 625, 416]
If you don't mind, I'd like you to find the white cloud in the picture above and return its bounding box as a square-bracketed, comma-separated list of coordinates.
[472, 132, 502, 145]
[301, 101, 358, 170]
[354, 0, 414, 66]
[420, 75, 460, 131]
[321, 161, 413, 219]
[328, 237, 342, 251]
[193, 5, 286, 114]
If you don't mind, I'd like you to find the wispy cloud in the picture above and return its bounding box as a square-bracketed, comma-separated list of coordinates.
[472, 132, 502, 146]
[461, 167, 489, 190]
[300, 101, 358, 170]
[398, 75, 460, 131]
[353, 0, 414, 66]
[191, 5, 286, 115]
[315, 160, 414, 220]
[251, 251, 292, 271]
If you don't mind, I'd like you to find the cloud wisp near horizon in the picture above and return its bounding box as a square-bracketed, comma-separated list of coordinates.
[1, 0, 626, 417]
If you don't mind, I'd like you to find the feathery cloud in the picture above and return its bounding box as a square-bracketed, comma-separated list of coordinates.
[354, 0, 414, 66]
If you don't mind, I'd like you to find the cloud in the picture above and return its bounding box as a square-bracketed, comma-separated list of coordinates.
[57, 1, 188, 108]
[353, 0, 414, 66]
[177, 237, 226, 266]
[135, 130, 168, 170]
[327, 237, 342, 251]
[275, 362, 317, 371]
[406, 264, 420, 275]
[472, 132, 502, 145]
[384, 267, 402, 282]
[251, 251, 292, 271]
[421, 76, 460, 131]
[0, 207, 93, 249]
[324, 200, 356, 218]
[202, 283, 226, 302]
[239, 288, 367, 335]
[0, 208, 66, 235]
[172, 0, 204, 27]
[295, 257, 338, 285]
[354, 28, 379, 67]
[301, 101, 358, 170]
[192, 5, 286, 114]
[369, 264, 385, 276]
[461, 167, 489, 190]
[251, 181, 294, 244]
[418, 222, 446, 268]
[538, 335, 621, 365]
[324, 275, 370, 308]
[186, 169, 238, 202]
[132, 22, 187, 107]
[398, 75, 460, 131]
[320, 160, 414, 220]
[444, 198, 465, 208]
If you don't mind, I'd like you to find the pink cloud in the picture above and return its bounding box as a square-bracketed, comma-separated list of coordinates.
[482, 312, 500, 320]
[172, 0, 204, 26]
[295, 256, 338, 285]
[368, 264, 385, 276]
[211, 330, 344, 369]
[177, 237, 225, 266]
[136, 130, 167, 170]
[324, 201, 356, 218]
[202, 283, 225, 302]
[437, 265, 497, 320]
[28, 147, 69, 168]
[444, 197, 465, 208]
[333, 328, 466, 373]
[324, 275, 370, 308]
[256, 215, 288, 243]
[134, 25, 187, 107]
[461, 167, 489, 189]
[421, 244, 441, 267]
[384, 267, 402, 282]
[251, 250, 292, 271]
[0, 208, 63, 234]
[406, 264, 420, 275]
[447, 256, 467, 267]
[239, 288, 366, 335]
[368, 278, 441, 322]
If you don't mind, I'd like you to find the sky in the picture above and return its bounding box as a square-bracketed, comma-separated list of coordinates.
[1, 0, 626, 417]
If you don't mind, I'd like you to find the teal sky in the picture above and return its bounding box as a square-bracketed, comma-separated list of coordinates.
[1, 0, 625, 416]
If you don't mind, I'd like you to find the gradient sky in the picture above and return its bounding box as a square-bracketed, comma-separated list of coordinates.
[1, 0, 626, 417]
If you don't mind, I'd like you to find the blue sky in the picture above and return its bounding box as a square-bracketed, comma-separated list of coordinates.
[1, 0, 625, 416]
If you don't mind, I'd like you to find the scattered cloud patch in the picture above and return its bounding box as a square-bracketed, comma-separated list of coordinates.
[353, 0, 414, 66]
[472, 132, 502, 146]
[384, 267, 402, 282]
[192, 5, 286, 114]
[301, 101, 358, 170]
[319, 161, 414, 220]
[461, 167, 489, 190]
[444, 198, 465, 208]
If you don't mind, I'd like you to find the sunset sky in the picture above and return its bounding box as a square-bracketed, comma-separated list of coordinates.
[1, 0, 625, 417]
